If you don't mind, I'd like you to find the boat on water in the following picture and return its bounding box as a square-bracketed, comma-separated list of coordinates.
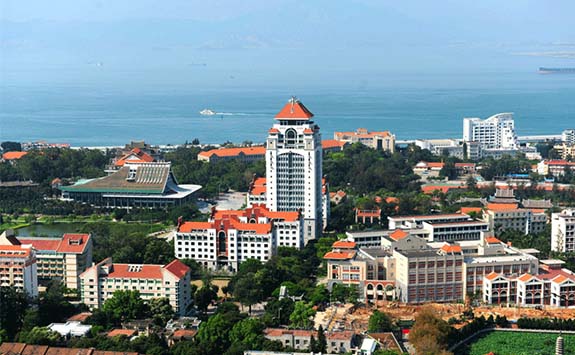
[200, 109, 217, 116]
[539, 67, 575, 74]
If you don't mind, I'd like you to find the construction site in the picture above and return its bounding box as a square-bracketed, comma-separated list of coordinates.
[314, 301, 575, 333]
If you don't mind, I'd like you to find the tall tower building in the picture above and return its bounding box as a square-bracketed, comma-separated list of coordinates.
[266, 97, 323, 243]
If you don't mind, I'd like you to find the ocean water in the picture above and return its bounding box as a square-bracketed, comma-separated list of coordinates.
[1, 71, 574, 147]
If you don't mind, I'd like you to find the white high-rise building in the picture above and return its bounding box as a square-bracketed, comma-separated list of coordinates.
[463, 113, 517, 150]
[551, 209, 575, 252]
[266, 97, 323, 243]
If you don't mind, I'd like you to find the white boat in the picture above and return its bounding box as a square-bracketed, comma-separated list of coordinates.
[200, 109, 217, 116]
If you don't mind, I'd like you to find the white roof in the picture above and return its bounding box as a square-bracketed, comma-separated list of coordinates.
[48, 321, 92, 337]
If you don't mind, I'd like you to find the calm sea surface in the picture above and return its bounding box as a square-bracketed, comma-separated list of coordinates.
[1, 71, 574, 146]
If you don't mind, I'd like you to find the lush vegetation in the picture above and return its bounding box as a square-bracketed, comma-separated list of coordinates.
[457, 331, 575, 355]
[517, 317, 575, 331]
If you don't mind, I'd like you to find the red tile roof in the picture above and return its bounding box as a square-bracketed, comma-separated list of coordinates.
[322, 140, 347, 149]
[422, 185, 464, 194]
[0, 245, 32, 258]
[248, 177, 267, 196]
[198, 146, 266, 159]
[518, 273, 534, 282]
[460, 207, 483, 214]
[269, 128, 279, 134]
[115, 148, 154, 166]
[332, 240, 356, 249]
[485, 272, 500, 281]
[546, 160, 575, 166]
[389, 229, 409, 241]
[440, 244, 462, 254]
[164, 259, 190, 279]
[172, 329, 198, 339]
[2, 151, 28, 160]
[107, 328, 137, 337]
[213, 204, 300, 223]
[323, 251, 356, 260]
[179, 216, 273, 235]
[485, 236, 501, 244]
[274, 98, 314, 120]
[486, 203, 519, 211]
[18, 234, 91, 254]
[179, 221, 214, 232]
[265, 328, 315, 338]
[107, 264, 163, 280]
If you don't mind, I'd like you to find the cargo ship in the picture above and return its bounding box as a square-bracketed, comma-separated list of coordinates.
[539, 67, 575, 74]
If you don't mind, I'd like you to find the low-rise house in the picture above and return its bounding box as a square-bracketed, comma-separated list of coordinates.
[1, 151, 27, 162]
[47, 321, 91, 338]
[107, 329, 137, 338]
[79, 258, 192, 316]
[355, 208, 381, 224]
[537, 159, 575, 177]
[263, 328, 357, 354]
[329, 190, 347, 205]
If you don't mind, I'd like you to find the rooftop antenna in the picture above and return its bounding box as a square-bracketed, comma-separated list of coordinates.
[289, 96, 298, 113]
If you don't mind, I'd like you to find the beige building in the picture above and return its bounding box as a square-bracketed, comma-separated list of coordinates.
[0, 230, 38, 296]
[79, 258, 191, 316]
[16, 233, 92, 290]
[334, 128, 395, 153]
[553, 143, 575, 160]
[483, 208, 547, 235]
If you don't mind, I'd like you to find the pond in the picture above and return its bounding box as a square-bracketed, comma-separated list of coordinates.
[15, 223, 88, 237]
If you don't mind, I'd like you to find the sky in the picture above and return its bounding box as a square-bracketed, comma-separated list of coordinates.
[1, 0, 575, 89]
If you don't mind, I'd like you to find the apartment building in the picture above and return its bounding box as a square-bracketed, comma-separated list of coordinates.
[562, 129, 575, 145]
[334, 128, 395, 153]
[483, 207, 547, 235]
[553, 143, 575, 160]
[551, 209, 575, 252]
[388, 213, 472, 230]
[0, 231, 38, 296]
[415, 139, 481, 160]
[463, 113, 517, 150]
[79, 258, 191, 315]
[16, 233, 92, 290]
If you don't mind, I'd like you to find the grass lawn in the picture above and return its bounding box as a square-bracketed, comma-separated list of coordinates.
[457, 331, 575, 355]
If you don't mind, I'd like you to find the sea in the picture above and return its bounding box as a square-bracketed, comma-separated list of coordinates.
[1, 71, 574, 147]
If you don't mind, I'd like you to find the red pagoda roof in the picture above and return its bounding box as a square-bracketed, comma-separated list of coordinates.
[275, 97, 314, 120]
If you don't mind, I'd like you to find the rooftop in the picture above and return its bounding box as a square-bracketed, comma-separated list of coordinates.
[2, 151, 28, 160]
[197, 146, 266, 159]
[18, 234, 91, 254]
[274, 97, 314, 120]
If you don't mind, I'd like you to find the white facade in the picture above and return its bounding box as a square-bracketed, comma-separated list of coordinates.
[79, 258, 192, 316]
[463, 113, 517, 150]
[266, 97, 323, 243]
[0, 230, 38, 297]
[562, 129, 575, 145]
[551, 209, 575, 252]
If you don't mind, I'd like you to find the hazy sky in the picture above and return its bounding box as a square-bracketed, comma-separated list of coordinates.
[2, 0, 575, 88]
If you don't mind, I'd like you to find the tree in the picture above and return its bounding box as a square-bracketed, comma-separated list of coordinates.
[194, 285, 217, 314]
[1, 141, 22, 152]
[316, 325, 327, 353]
[102, 290, 149, 322]
[262, 298, 295, 327]
[195, 313, 234, 355]
[148, 297, 174, 326]
[0, 287, 29, 340]
[289, 301, 316, 329]
[368, 310, 394, 333]
[228, 318, 266, 350]
[410, 307, 453, 355]
[18, 326, 61, 346]
[233, 272, 263, 314]
[331, 283, 359, 303]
